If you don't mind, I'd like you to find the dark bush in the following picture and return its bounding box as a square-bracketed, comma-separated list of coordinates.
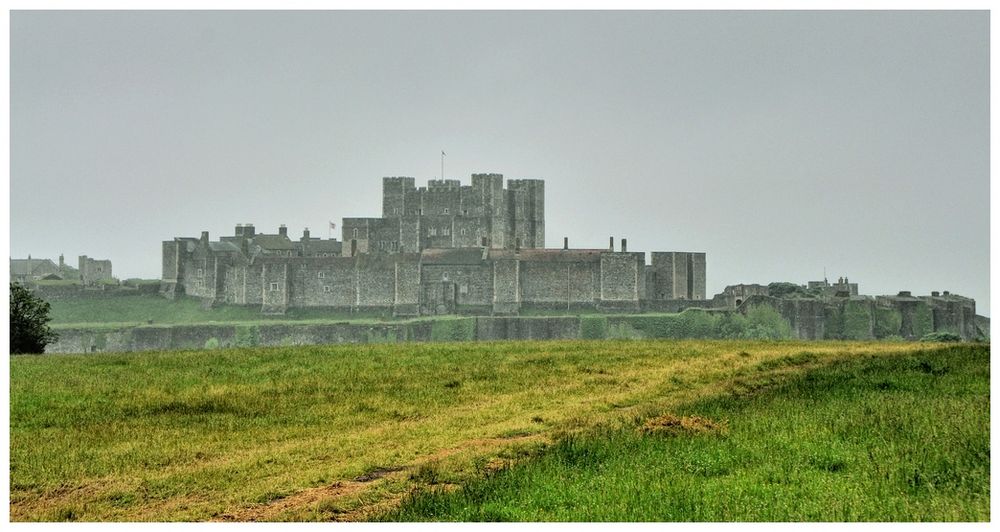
[920, 332, 962, 343]
[10, 283, 59, 354]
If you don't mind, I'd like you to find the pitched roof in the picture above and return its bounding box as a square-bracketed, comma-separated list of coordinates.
[208, 241, 241, 253]
[251, 234, 296, 250]
[10, 258, 59, 276]
[301, 239, 342, 252]
[497, 248, 605, 263]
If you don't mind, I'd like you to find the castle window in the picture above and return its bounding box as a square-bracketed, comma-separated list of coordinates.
[323, 285, 332, 293]
[352, 228, 359, 238]
[443, 208, 449, 215]
[318, 271, 326, 279]
[269, 282, 279, 291]
[442, 228, 450, 236]
[461, 228, 467, 236]
[459, 284, 468, 295]
[197, 268, 204, 277]
[393, 208, 399, 214]
[463, 209, 469, 216]
[430, 228, 437, 236]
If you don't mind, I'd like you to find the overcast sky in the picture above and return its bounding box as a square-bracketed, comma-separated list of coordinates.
[10, 10, 990, 314]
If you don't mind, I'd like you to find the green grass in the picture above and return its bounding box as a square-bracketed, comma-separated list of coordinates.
[47, 295, 396, 325]
[383, 344, 989, 521]
[33, 279, 83, 286]
[9, 340, 939, 521]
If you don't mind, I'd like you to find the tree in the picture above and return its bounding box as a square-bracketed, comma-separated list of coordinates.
[10, 283, 58, 354]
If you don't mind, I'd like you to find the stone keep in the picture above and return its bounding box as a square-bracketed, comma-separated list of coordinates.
[342, 174, 544, 255]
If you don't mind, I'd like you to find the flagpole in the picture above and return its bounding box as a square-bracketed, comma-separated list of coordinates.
[440, 151, 444, 180]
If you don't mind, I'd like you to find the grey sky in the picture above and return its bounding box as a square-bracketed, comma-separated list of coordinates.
[10, 11, 990, 314]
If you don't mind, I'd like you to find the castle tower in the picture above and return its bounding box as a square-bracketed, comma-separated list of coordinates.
[382, 177, 416, 217]
[471, 173, 506, 248]
[507, 179, 544, 249]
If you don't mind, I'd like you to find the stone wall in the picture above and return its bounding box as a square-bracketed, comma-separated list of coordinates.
[599, 252, 642, 305]
[491, 259, 520, 314]
[475, 316, 579, 341]
[78, 255, 113, 284]
[520, 260, 599, 304]
[359, 174, 542, 252]
[647, 251, 706, 301]
[745, 293, 980, 341]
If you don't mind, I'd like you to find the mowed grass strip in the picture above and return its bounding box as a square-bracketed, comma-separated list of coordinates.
[11, 340, 930, 521]
[382, 344, 990, 522]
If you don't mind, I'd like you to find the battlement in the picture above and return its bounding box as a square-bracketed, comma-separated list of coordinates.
[376, 173, 545, 251]
[427, 179, 462, 190]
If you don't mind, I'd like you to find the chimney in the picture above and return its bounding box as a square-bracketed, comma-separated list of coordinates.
[609, 236, 614, 251]
[931, 291, 940, 297]
[235, 223, 243, 237]
[621, 238, 627, 253]
[279, 224, 287, 237]
[244, 224, 255, 238]
[302, 228, 311, 240]
[200, 231, 209, 247]
[943, 291, 950, 296]
[59, 254, 64, 268]
[563, 237, 568, 250]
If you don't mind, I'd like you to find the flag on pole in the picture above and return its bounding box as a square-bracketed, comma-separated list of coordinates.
[442, 150, 446, 156]
[329, 221, 336, 230]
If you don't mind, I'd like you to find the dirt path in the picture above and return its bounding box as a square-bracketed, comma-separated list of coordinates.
[212, 433, 544, 522]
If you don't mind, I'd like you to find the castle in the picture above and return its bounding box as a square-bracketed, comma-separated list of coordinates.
[10, 254, 113, 285]
[160, 174, 706, 315]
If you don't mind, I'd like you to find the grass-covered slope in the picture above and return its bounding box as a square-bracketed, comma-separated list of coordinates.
[10, 340, 985, 521]
[47, 295, 392, 326]
[384, 344, 989, 522]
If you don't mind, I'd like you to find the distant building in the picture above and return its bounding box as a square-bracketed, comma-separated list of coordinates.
[78, 256, 114, 285]
[713, 284, 770, 309]
[10, 254, 78, 283]
[808, 277, 859, 297]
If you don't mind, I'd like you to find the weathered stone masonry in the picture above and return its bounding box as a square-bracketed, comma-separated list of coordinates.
[161, 174, 707, 315]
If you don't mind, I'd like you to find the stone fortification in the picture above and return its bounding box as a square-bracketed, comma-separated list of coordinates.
[160, 174, 706, 315]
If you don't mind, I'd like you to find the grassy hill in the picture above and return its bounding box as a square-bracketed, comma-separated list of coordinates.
[384, 343, 989, 521]
[10, 340, 988, 521]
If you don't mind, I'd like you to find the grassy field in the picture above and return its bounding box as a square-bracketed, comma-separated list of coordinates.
[384, 343, 989, 521]
[9, 340, 987, 521]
